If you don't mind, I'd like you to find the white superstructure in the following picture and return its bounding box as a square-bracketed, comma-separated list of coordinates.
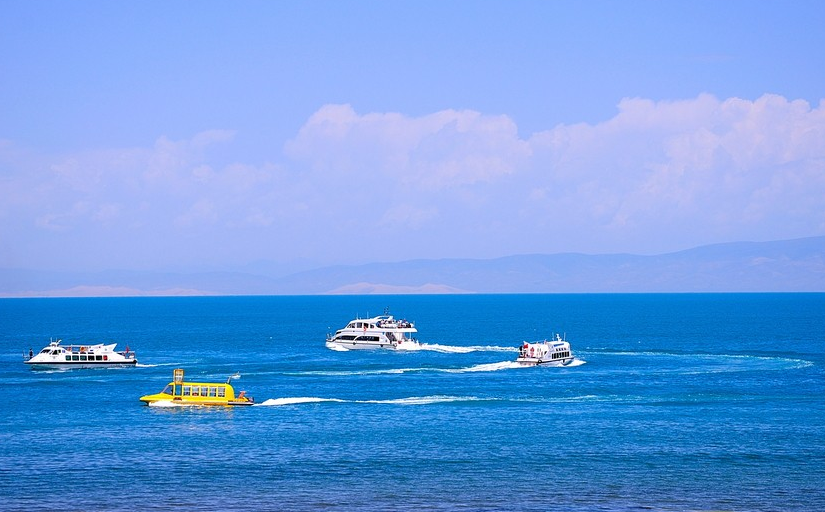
[515, 334, 574, 366]
[326, 311, 419, 350]
[25, 339, 137, 368]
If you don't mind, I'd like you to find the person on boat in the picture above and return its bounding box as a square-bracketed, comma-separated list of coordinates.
[29, 348, 33, 359]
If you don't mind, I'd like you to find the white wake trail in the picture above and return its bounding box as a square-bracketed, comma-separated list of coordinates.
[255, 395, 481, 406]
[256, 397, 345, 406]
[444, 361, 527, 372]
[408, 343, 518, 353]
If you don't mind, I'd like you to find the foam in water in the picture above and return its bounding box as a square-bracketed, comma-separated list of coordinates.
[255, 395, 482, 406]
[290, 357, 587, 377]
[148, 400, 187, 408]
[256, 397, 344, 406]
[358, 395, 479, 405]
[413, 343, 517, 353]
[445, 361, 526, 372]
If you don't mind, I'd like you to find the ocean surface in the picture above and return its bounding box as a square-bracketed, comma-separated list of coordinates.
[1, 294, 824, 511]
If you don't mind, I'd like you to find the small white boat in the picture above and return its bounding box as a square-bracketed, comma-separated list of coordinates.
[25, 339, 137, 368]
[326, 310, 419, 350]
[516, 334, 574, 366]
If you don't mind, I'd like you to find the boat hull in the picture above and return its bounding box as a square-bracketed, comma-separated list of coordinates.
[325, 339, 419, 350]
[26, 360, 138, 369]
[515, 357, 575, 367]
[141, 398, 254, 407]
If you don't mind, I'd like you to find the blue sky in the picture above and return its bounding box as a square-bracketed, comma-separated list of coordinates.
[2, 0, 824, 275]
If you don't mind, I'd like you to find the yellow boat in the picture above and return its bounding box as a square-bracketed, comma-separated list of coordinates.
[140, 369, 254, 406]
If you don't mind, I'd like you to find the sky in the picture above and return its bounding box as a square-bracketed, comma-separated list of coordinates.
[1, 0, 824, 276]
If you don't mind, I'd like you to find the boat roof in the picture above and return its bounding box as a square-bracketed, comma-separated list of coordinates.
[166, 380, 236, 387]
[39, 341, 119, 350]
[42, 339, 119, 348]
[349, 314, 394, 321]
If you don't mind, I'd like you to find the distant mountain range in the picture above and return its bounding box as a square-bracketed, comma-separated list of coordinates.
[2, 236, 824, 297]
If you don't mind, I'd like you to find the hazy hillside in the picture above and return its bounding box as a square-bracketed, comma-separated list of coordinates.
[1, 236, 823, 297]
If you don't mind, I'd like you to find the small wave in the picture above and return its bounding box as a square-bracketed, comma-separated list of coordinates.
[357, 395, 481, 405]
[256, 397, 345, 407]
[444, 358, 586, 372]
[415, 343, 517, 353]
[514, 394, 602, 403]
[588, 351, 809, 372]
[325, 342, 349, 352]
[148, 400, 186, 408]
[445, 361, 526, 373]
[136, 362, 177, 368]
[254, 395, 484, 407]
[285, 367, 423, 377]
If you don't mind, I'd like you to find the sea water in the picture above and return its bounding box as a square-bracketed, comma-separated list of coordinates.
[1, 294, 823, 511]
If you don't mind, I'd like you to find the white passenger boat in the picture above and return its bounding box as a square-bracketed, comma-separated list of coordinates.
[25, 339, 137, 368]
[326, 311, 419, 350]
[516, 334, 574, 366]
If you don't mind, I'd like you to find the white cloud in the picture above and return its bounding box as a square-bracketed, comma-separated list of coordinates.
[2, 94, 824, 270]
[285, 104, 531, 190]
[525, 94, 825, 250]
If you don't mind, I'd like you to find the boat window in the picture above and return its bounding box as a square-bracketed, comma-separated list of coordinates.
[192, 387, 200, 397]
[40, 349, 49, 354]
[209, 387, 217, 397]
[96, 355, 103, 361]
[218, 387, 226, 398]
[356, 322, 362, 328]
[65, 356, 71, 361]
[80, 355, 87, 361]
[103, 355, 108, 361]
[183, 386, 191, 396]
[161, 385, 173, 395]
[72, 355, 79, 361]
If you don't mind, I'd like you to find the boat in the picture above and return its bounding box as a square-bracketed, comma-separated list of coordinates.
[140, 368, 254, 406]
[25, 339, 137, 368]
[516, 334, 574, 366]
[326, 309, 419, 350]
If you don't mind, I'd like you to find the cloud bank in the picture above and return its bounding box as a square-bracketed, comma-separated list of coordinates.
[2, 94, 823, 271]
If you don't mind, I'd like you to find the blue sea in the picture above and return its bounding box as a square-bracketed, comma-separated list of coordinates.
[1, 294, 824, 511]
